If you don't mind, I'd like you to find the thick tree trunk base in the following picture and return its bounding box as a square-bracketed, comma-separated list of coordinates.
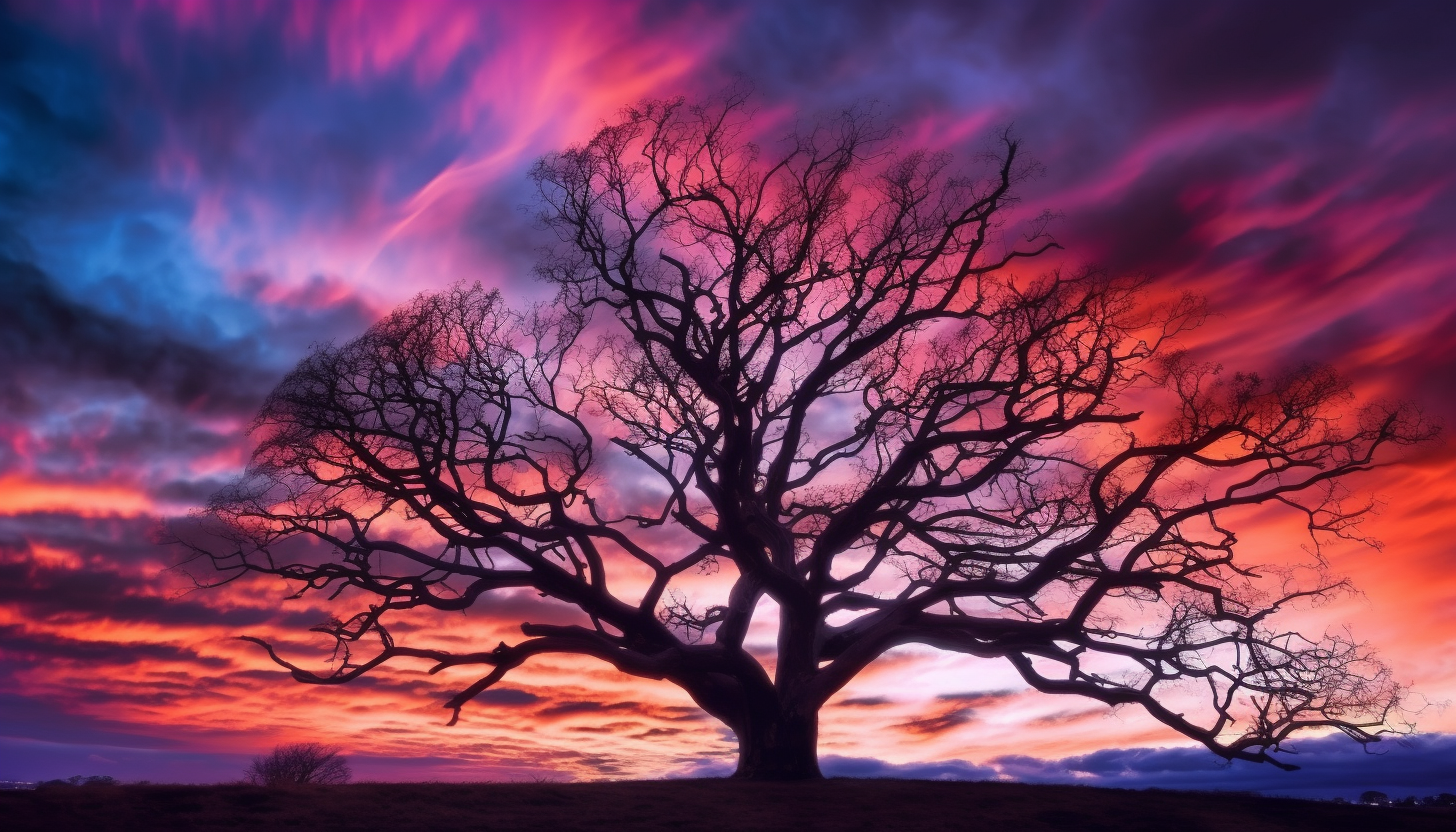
[732, 760, 823, 781]
[731, 711, 823, 781]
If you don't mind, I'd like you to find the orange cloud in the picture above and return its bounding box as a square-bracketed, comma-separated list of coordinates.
[0, 476, 156, 517]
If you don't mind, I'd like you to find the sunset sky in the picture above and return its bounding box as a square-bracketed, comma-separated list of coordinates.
[3, 0, 1456, 798]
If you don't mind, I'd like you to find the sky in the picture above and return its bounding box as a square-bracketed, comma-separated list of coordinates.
[2, 0, 1455, 799]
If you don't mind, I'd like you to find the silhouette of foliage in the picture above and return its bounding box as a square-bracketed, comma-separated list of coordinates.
[36, 775, 117, 788]
[244, 743, 351, 786]
[176, 92, 1435, 780]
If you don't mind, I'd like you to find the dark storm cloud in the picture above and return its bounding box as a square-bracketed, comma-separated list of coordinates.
[0, 256, 272, 414]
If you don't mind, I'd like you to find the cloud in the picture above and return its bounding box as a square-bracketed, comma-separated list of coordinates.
[989, 734, 1456, 799]
[0, 257, 271, 415]
[826, 734, 1456, 802]
[473, 688, 542, 707]
[820, 754, 999, 781]
[0, 693, 189, 749]
[536, 700, 642, 718]
[835, 696, 893, 708]
[895, 706, 976, 737]
[0, 533, 321, 631]
[633, 727, 684, 740]
[936, 690, 1018, 706]
[0, 624, 228, 671]
[1027, 709, 1106, 727]
[531, 698, 709, 724]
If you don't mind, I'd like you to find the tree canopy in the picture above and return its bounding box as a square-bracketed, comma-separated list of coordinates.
[179, 93, 1433, 780]
[245, 742, 352, 786]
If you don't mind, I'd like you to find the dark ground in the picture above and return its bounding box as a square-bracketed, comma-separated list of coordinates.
[2, 778, 1451, 831]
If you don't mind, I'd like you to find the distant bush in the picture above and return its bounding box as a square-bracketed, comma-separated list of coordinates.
[244, 742, 351, 786]
[37, 775, 117, 788]
[1359, 790, 1390, 806]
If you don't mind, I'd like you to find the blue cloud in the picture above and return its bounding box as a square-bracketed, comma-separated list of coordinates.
[817, 736, 1456, 802]
[821, 755, 1000, 781]
[990, 734, 1456, 800]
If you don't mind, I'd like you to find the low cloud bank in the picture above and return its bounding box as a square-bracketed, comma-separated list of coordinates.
[822, 733, 1456, 800]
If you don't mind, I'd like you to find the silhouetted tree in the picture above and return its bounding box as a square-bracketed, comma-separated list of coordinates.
[37, 776, 117, 788]
[1359, 790, 1390, 806]
[245, 743, 351, 786]
[179, 93, 1433, 780]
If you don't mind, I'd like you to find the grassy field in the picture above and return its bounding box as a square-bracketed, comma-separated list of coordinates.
[3, 778, 1452, 831]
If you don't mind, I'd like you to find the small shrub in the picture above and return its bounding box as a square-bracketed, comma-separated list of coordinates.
[1359, 790, 1390, 806]
[37, 775, 117, 788]
[244, 742, 351, 786]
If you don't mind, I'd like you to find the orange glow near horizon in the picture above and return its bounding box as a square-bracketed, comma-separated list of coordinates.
[0, 476, 157, 517]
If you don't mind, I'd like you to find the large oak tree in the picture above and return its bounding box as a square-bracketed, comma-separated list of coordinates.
[181, 94, 1431, 780]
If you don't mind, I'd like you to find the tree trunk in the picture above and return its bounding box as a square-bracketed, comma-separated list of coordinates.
[732, 706, 822, 780]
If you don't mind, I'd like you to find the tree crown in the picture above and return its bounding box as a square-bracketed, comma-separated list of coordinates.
[178, 94, 1435, 778]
